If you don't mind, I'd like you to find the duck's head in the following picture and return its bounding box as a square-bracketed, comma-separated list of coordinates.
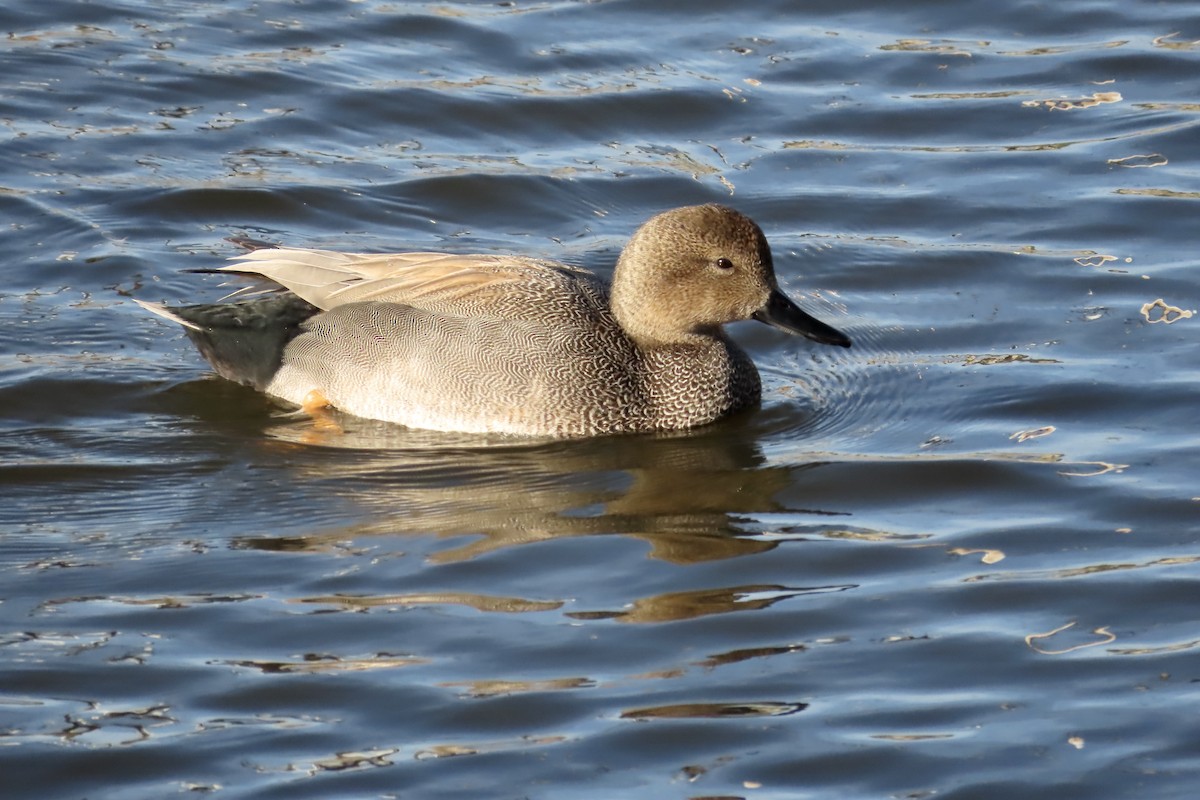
[611, 204, 852, 349]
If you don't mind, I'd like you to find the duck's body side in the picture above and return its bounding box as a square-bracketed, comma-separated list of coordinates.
[137, 205, 850, 438]
[157, 255, 762, 437]
[267, 294, 760, 437]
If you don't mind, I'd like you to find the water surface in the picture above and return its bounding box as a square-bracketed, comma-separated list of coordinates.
[2, 1, 1199, 798]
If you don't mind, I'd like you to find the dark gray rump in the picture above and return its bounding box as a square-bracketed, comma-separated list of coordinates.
[175, 294, 319, 390]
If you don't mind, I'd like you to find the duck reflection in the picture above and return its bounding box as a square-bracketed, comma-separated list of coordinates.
[218, 403, 847, 567]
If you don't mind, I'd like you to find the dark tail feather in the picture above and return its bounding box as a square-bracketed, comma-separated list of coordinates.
[136, 294, 318, 391]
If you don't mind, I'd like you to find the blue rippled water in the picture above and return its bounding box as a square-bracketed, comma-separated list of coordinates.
[2, 1, 1199, 798]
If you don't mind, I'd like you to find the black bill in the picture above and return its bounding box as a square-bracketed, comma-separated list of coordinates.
[752, 289, 852, 348]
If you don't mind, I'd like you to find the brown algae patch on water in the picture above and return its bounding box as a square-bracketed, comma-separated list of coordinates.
[1115, 187, 1200, 199]
[959, 353, 1060, 365]
[310, 748, 397, 771]
[879, 38, 979, 56]
[1140, 298, 1194, 324]
[292, 592, 564, 613]
[413, 735, 567, 760]
[443, 677, 595, 698]
[1022, 91, 1122, 110]
[949, 547, 1006, 564]
[1002, 42, 1127, 57]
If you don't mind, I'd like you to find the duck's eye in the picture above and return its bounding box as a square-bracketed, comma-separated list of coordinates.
[714, 257, 735, 271]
